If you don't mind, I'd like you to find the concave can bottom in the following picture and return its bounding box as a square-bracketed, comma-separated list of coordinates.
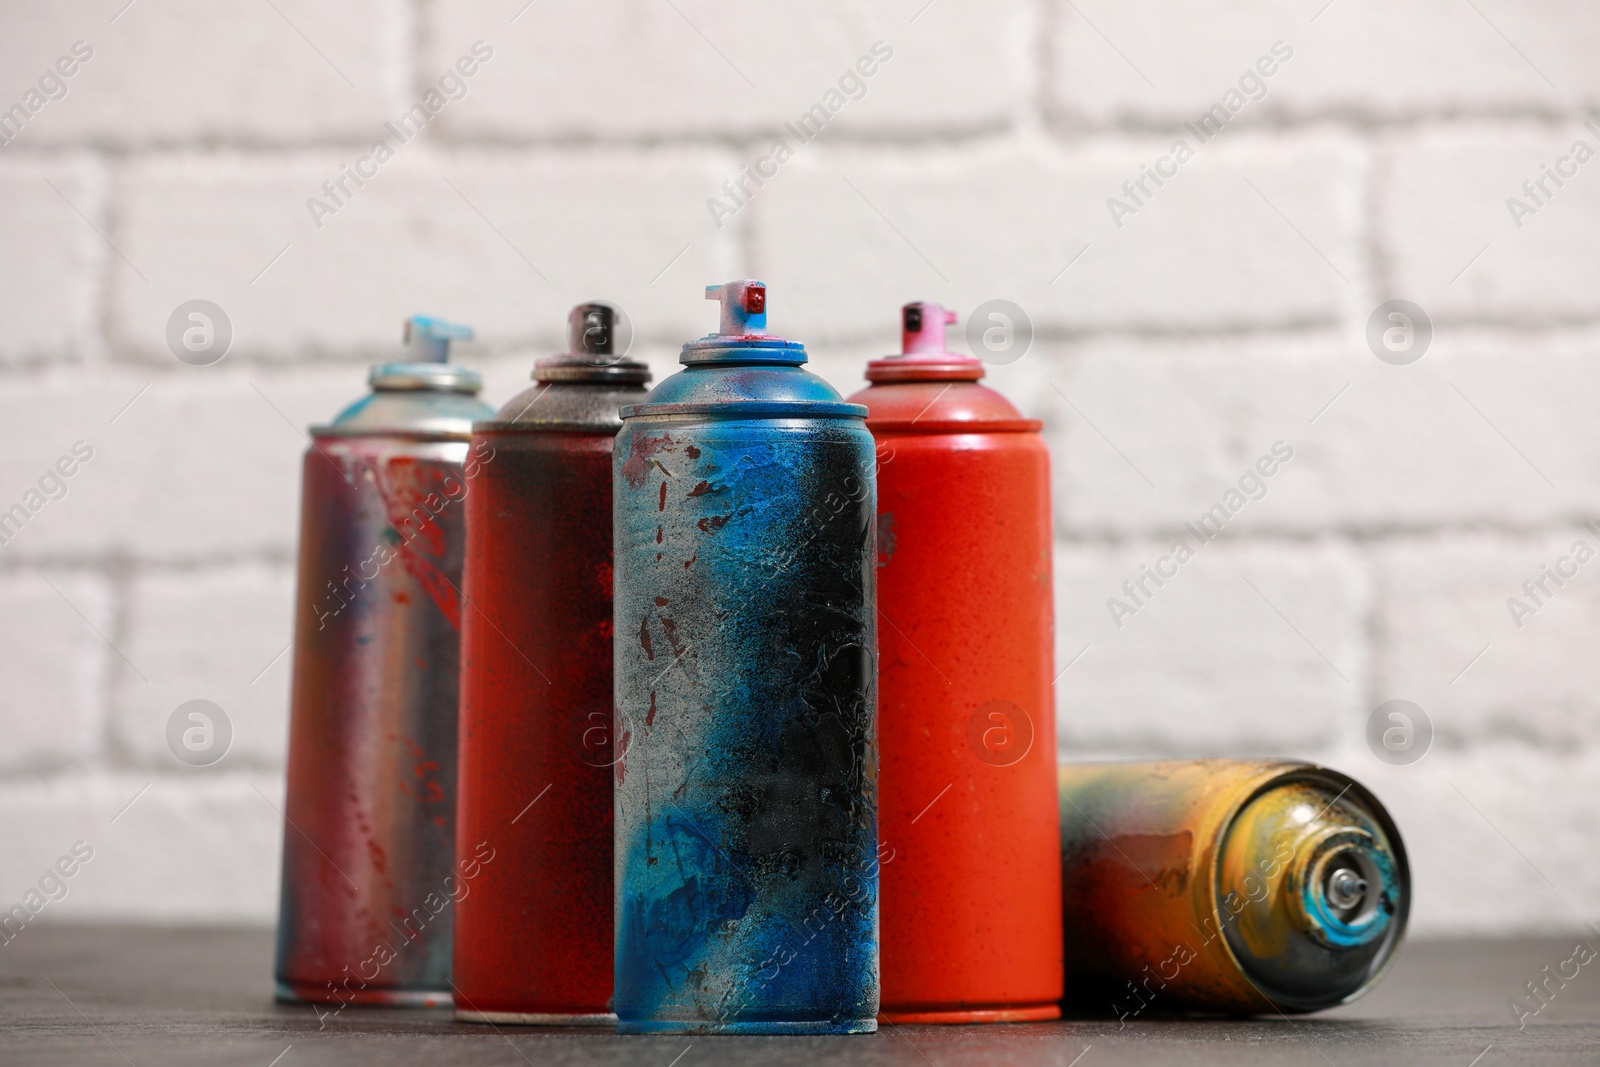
[879, 1002, 1061, 1025]
[456, 1009, 617, 1027]
[617, 1017, 879, 1035]
[273, 980, 451, 1008]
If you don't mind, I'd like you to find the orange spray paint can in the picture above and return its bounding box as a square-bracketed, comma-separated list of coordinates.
[1056, 760, 1409, 1016]
[847, 302, 1062, 1023]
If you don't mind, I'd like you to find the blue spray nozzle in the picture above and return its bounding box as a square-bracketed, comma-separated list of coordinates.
[403, 315, 475, 362]
[705, 280, 767, 336]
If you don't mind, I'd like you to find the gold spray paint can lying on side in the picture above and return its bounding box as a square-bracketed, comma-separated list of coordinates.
[1057, 760, 1409, 1016]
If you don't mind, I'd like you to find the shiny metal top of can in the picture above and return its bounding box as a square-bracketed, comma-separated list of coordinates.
[622, 280, 866, 421]
[478, 302, 652, 433]
[312, 316, 492, 439]
[1218, 764, 1409, 1010]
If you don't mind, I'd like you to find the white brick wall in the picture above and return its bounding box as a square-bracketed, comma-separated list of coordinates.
[426, 0, 1029, 140]
[0, 157, 101, 365]
[1054, 540, 1366, 753]
[1, 0, 1596, 936]
[115, 562, 295, 767]
[758, 133, 1363, 339]
[1386, 125, 1600, 322]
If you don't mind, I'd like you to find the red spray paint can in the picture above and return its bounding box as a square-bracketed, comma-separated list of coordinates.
[453, 304, 651, 1025]
[847, 303, 1062, 1023]
[275, 317, 493, 1008]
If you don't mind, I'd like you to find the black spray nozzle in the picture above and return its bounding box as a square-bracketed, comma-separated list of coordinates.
[568, 302, 618, 357]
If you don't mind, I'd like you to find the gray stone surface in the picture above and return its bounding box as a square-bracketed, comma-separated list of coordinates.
[0, 926, 1596, 1064]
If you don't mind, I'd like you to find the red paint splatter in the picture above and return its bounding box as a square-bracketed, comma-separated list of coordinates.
[646, 691, 657, 728]
[655, 596, 669, 606]
[684, 553, 697, 569]
[697, 512, 733, 533]
[687, 481, 714, 497]
[614, 730, 630, 785]
[623, 433, 675, 489]
[368, 457, 462, 630]
[638, 616, 654, 660]
[660, 616, 686, 657]
[659, 481, 668, 511]
[686, 445, 701, 459]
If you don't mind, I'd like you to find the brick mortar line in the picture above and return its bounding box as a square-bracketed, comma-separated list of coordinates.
[23, 311, 1600, 375]
[99, 557, 137, 768]
[21, 318, 1600, 377]
[13, 735, 1600, 787]
[3, 525, 1598, 577]
[1047, 107, 1600, 136]
[1054, 523, 1600, 548]
[0, 766, 285, 790]
[0, 110, 1589, 163]
[35, 315, 1600, 377]
[0, 553, 294, 577]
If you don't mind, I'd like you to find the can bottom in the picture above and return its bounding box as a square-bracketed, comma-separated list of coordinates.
[879, 1003, 1061, 1025]
[617, 1018, 878, 1035]
[274, 980, 451, 1008]
[456, 1009, 617, 1027]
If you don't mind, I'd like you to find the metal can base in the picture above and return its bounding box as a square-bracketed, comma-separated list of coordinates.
[879, 1003, 1061, 1025]
[274, 980, 451, 1008]
[617, 1018, 879, 1035]
[456, 1009, 617, 1027]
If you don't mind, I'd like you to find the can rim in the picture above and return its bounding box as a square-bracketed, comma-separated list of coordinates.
[865, 418, 1044, 434]
[309, 425, 474, 442]
[471, 419, 622, 434]
[620, 401, 868, 420]
[368, 361, 484, 394]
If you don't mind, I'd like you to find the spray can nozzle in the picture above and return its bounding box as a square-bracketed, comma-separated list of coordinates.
[569, 303, 618, 357]
[902, 302, 958, 355]
[706, 280, 768, 336]
[863, 301, 981, 383]
[403, 316, 474, 362]
[532, 301, 650, 384]
[680, 280, 803, 366]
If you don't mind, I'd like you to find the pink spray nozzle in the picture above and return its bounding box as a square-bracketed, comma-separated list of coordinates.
[901, 302, 959, 355]
[864, 300, 983, 383]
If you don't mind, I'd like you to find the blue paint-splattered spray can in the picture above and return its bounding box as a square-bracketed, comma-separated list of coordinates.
[612, 281, 880, 1035]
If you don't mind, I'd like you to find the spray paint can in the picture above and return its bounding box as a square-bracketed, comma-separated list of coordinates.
[453, 304, 651, 1025]
[1056, 760, 1410, 1016]
[846, 302, 1061, 1023]
[613, 281, 879, 1035]
[275, 317, 493, 1007]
